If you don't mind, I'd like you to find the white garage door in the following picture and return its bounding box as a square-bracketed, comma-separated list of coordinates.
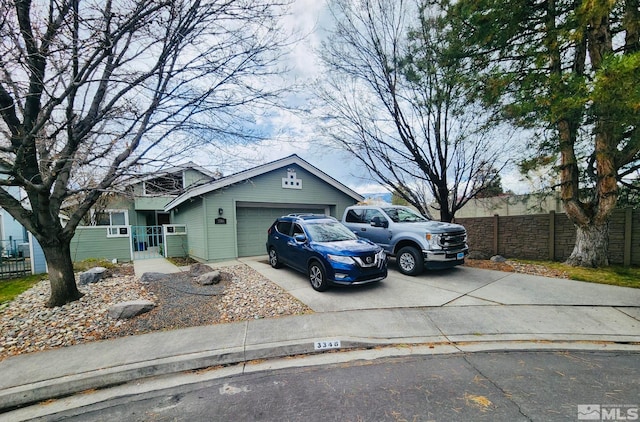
[236, 206, 326, 257]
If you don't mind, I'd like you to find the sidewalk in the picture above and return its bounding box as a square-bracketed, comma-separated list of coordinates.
[1, 258, 639, 413]
[132, 257, 184, 275]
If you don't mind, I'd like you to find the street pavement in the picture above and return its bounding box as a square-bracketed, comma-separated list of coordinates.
[1, 256, 639, 417]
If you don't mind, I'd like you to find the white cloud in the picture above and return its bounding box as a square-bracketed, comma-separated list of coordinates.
[197, 0, 533, 199]
[499, 170, 534, 194]
[281, 0, 328, 79]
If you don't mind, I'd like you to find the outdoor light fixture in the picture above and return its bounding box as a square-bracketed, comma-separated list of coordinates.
[218, 208, 224, 216]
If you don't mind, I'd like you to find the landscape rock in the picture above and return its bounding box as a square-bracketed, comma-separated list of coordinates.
[139, 272, 169, 283]
[490, 255, 507, 263]
[467, 250, 490, 260]
[78, 267, 109, 285]
[108, 300, 156, 320]
[189, 263, 215, 277]
[197, 270, 221, 286]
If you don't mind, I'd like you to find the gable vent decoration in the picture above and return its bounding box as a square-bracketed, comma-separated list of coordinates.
[282, 168, 302, 190]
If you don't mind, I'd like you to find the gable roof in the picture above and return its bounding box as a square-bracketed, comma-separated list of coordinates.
[164, 154, 364, 211]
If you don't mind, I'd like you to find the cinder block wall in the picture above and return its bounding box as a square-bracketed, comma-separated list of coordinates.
[455, 208, 639, 266]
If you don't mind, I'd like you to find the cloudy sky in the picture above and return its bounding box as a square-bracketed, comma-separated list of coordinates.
[192, 0, 386, 193]
[195, 0, 530, 196]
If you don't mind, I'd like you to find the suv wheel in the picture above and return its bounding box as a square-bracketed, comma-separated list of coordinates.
[396, 246, 424, 276]
[268, 247, 282, 269]
[308, 261, 329, 292]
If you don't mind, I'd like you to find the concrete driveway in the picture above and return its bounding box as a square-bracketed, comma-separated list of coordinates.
[240, 256, 640, 313]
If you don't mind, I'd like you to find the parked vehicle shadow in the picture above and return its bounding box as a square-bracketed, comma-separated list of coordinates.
[387, 258, 462, 279]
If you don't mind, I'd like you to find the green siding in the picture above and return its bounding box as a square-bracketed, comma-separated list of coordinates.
[131, 211, 149, 226]
[134, 196, 173, 211]
[223, 164, 356, 213]
[184, 168, 212, 188]
[172, 164, 359, 261]
[128, 206, 143, 226]
[70, 227, 131, 262]
[205, 193, 237, 261]
[172, 198, 206, 261]
[165, 234, 188, 258]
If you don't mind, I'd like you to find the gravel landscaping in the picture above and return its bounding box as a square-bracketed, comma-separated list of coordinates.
[0, 262, 312, 362]
[0, 258, 566, 362]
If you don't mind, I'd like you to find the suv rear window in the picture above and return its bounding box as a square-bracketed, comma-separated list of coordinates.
[275, 221, 292, 235]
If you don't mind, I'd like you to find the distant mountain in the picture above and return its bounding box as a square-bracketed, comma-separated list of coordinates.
[362, 192, 392, 204]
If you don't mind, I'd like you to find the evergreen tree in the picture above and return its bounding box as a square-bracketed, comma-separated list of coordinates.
[448, 0, 640, 266]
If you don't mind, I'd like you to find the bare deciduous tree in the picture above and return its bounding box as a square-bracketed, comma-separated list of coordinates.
[316, 0, 512, 222]
[0, 0, 292, 306]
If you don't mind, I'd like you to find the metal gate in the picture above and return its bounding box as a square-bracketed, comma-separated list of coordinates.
[0, 237, 31, 278]
[131, 226, 164, 260]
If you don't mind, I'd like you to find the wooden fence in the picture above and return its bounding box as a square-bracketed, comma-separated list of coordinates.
[455, 208, 639, 266]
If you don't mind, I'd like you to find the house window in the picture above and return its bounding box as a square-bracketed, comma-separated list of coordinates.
[94, 209, 129, 226]
[143, 173, 184, 196]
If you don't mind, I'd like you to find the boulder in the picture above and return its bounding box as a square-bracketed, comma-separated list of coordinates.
[189, 263, 215, 277]
[78, 267, 109, 285]
[197, 270, 221, 286]
[490, 255, 507, 263]
[467, 250, 490, 260]
[139, 272, 169, 283]
[108, 300, 156, 319]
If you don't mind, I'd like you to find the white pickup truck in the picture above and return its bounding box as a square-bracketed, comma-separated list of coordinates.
[342, 205, 468, 276]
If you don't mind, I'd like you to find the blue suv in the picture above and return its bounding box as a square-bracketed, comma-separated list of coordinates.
[266, 214, 387, 291]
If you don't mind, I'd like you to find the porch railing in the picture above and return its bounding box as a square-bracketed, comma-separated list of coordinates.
[0, 238, 30, 279]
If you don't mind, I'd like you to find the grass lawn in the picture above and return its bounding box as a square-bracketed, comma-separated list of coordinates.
[516, 260, 640, 289]
[0, 274, 48, 305]
[0, 259, 118, 307]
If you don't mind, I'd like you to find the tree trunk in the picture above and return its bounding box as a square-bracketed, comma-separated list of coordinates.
[41, 241, 83, 307]
[565, 221, 609, 267]
[437, 183, 453, 222]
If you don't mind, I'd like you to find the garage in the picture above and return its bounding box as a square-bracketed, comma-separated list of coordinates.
[236, 204, 327, 257]
[165, 154, 363, 262]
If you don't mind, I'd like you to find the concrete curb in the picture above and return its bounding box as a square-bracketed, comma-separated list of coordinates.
[2, 258, 639, 414]
[2, 332, 639, 412]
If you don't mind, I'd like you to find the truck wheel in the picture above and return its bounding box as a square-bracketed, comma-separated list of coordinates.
[396, 246, 424, 276]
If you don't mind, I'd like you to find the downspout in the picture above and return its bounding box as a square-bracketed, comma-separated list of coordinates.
[202, 196, 209, 260]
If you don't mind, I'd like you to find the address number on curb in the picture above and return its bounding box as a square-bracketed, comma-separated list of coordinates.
[314, 340, 341, 350]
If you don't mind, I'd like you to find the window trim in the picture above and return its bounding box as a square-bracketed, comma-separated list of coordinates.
[106, 209, 129, 226]
[164, 224, 187, 235]
[107, 225, 129, 238]
[91, 208, 129, 226]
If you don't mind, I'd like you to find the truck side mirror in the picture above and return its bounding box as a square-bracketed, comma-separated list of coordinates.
[370, 216, 388, 228]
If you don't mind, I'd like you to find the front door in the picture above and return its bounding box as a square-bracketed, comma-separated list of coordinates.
[157, 213, 170, 226]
